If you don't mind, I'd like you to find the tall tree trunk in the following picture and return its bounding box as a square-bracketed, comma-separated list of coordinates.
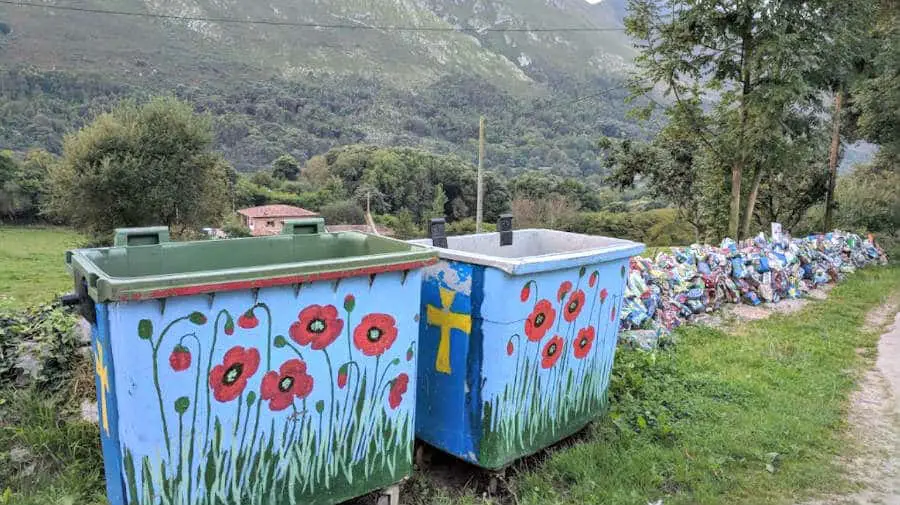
[730, 19, 753, 240]
[741, 166, 764, 238]
[729, 161, 743, 239]
[824, 89, 844, 231]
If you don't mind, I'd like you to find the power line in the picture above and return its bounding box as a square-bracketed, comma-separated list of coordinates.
[0, 0, 627, 32]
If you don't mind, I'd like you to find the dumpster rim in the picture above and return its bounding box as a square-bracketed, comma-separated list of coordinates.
[67, 232, 437, 302]
[411, 229, 645, 275]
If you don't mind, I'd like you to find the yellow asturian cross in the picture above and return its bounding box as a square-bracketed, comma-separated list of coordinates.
[426, 287, 472, 374]
[94, 343, 111, 435]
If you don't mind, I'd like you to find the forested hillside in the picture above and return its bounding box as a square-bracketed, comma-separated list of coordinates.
[0, 0, 642, 173]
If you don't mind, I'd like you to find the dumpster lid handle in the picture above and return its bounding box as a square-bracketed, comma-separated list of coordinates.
[114, 226, 170, 247]
[429, 218, 447, 248]
[281, 218, 325, 235]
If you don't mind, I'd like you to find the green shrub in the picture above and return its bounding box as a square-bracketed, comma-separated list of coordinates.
[566, 209, 695, 246]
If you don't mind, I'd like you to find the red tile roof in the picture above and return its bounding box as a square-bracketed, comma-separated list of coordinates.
[237, 205, 319, 219]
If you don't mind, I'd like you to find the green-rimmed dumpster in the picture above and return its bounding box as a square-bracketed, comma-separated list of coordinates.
[67, 222, 436, 505]
[411, 225, 644, 469]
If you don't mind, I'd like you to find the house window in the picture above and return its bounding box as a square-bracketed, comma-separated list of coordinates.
[267, 220, 275, 227]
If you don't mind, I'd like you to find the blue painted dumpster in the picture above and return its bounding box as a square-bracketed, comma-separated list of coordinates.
[66, 224, 436, 505]
[411, 229, 644, 469]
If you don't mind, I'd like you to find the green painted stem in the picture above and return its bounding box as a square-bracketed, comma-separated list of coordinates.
[244, 302, 272, 483]
[322, 348, 336, 480]
[202, 310, 231, 459]
[338, 361, 361, 447]
[178, 333, 202, 505]
[148, 315, 191, 461]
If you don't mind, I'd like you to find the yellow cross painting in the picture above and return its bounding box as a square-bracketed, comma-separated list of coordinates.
[94, 343, 111, 435]
[426, 287, 472, 374]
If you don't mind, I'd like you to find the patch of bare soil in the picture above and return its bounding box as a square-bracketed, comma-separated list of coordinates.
[801, 298, 900, 505]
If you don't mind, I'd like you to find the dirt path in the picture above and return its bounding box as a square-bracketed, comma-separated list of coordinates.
[804, 296, 900, 505]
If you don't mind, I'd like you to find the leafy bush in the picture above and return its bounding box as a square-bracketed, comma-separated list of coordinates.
[44, 97, 230, 238]
[567, 209, 696, 246]
[0, 302, 82, 393]
[319, 200, 365, 225]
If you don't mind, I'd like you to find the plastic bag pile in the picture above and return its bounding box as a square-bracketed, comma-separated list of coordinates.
[619, 231, 887, 348]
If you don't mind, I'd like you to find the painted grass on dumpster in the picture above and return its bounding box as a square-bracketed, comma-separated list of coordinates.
[502, 265, 900, 505]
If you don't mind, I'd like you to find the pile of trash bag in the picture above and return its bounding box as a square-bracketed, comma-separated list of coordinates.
[619, 231, 888, 343]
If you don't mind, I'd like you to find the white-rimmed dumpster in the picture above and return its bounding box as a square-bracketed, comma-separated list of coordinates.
[411, 225, 644, 469]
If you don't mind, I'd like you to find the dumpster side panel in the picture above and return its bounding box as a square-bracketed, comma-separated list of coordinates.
[477, 260, 630, 469]
[91, 304, 127, 505]
[415, 260, 482, 463]
[104, 270, 421, 505]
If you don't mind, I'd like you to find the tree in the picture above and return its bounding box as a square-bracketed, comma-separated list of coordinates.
[319, 200, 365, 225]
[45, 97, 230, 238]
[391, 209, 420, 240]
[626, 0, 841, 239]
[272, 154, 301, 181]
[812, 1, 877, 230]
[835, 163, 900, 235]
[0, 151, 20, 221]
[428, 183, 449, 221]
[852, 2, 900, 171]
[511, 194, 579, 230]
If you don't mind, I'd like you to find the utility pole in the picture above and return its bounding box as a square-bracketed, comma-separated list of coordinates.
[476, 116, 485, 233]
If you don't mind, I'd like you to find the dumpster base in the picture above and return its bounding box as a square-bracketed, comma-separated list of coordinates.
[479, 394, 609, 470]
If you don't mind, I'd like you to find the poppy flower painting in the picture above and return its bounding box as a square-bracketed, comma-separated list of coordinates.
[169, 345, 191, 372]
[541, 335, 564, 369]
[353, 313, 398, 356]
[209, 346, 260, 403]
[557, 281, 572, 302]
[563, 289, 585, 322]
[388, 373, 409, 409]
[237, 310, 259, 329]
[290, 304, 343, 350]
[573, 326, 595, 359]
[260, 359, 314, 411]
[525, 300, 556, 342]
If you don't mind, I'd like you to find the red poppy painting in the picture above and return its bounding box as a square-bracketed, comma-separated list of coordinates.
[388, 373, 409, 409]
[557, 281, 572, 302]
[589, 271, 598, 288]
[506, 341, 514, 356]
[353, 313, 398, 356]
[237, 310, 259, 329]
[541, 335, 564, 369]
[563, 289, 585, 322]
[290, 304, 343, 350]
[520, 282, 531, 302]
[260, 359, 314, 411]
[525, 300, 556, 342]
[573, 326, 595, 359]
[169, 345, 191, 372]
[600, 288, 608, 303]
[209, 346, 260, 403]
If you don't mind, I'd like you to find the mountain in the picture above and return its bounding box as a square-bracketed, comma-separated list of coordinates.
[0, 0, 632, 88]
[0, 0, 641, 173]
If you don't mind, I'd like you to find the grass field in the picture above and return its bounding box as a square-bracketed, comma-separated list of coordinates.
[1, 226, 898, 505]
[411, 266, 900, 505]
[0, 226, 84, 309]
